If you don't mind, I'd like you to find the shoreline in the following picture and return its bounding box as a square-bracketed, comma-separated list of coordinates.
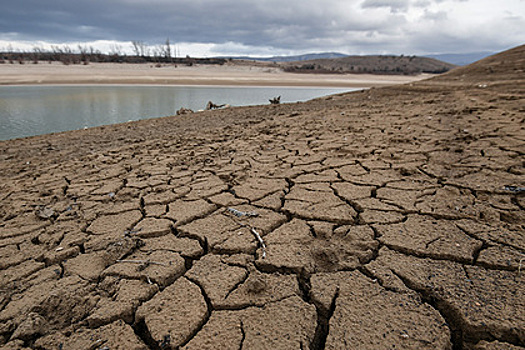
[0, 83, 365, 90]
[0, 82, 367, 89]
[0, 61, 431, 87]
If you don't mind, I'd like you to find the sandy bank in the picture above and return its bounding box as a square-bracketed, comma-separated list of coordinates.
[0, 61, 430, 87]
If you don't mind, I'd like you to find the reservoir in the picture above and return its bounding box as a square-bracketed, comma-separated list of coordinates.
[0, 85, 355, 140]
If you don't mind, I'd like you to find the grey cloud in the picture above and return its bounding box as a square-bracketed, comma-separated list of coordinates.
[1, 0, 392, 49]
[1, 0, 524, 55]
[413, 0, 432, 6]
[423, 10, 448, 21]
[361, 0, 411, 12]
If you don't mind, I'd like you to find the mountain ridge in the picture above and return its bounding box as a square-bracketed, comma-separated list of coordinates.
[219, 52, 348, 62]
[224, 51, 496, 66]
[424, 51, 495, 66]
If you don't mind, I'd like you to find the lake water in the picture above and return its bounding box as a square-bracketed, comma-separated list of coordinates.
[0, 85, 355, 141]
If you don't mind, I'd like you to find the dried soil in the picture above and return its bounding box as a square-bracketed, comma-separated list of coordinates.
[0, 45, 524, 349]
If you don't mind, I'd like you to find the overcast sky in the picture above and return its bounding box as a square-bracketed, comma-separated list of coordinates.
[1, 0, 524, 57]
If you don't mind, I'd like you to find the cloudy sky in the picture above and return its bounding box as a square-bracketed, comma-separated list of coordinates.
[1, 0, 524, 57]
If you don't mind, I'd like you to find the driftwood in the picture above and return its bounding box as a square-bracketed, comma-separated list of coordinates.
[269, 96, 281, 105]
[205, 101, 227, 110]
[176, 107, 194, 115]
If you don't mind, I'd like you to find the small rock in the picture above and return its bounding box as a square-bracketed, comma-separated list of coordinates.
[245, 273, 267, 294]
[11, 312, 47, 340]
[37, 207, 55, 220]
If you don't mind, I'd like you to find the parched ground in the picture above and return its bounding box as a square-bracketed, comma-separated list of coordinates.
[0, 45, 524, 350]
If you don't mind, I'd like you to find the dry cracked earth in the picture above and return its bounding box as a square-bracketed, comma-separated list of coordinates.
[0, 46, 524, 350]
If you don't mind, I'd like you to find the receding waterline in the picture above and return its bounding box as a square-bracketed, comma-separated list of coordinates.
[0, 85, 358, 141]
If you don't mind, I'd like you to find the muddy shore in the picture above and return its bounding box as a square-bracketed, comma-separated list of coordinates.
[0, 45, 524, 349]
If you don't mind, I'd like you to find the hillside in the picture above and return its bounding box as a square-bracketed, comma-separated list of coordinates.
[226, 52, 348, 62]
[281, 55, 456, 75]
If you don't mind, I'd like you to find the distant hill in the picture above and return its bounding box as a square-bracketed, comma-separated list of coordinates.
[280, 55, 456, 76]
[429, 44, 525, 83]
[424, 52, 495, 66]
[229, 51, 498, 68]
[223, 52, 348, 62]
[262, 52, 348, 62]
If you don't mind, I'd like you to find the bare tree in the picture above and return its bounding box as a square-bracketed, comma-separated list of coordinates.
[131, 40, 150, 60]
[109, 44, 122, 56]
[17, 51, 26, 65]
[51, 45, 75, 65]
[165, 38, 171, 61]
[7, 44, 14, 63]
[32, 46, 43, 64]
[88, 46, 103, 62]
[78, 45, 89, 64]
[149, 45, 160, 65]
[131, 41, 140, 56]
[131, 40, 143, 56]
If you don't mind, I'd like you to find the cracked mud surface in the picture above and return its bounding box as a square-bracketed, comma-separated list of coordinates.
[0, 46, 524, 349]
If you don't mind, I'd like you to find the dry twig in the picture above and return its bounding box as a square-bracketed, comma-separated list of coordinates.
[251, 227, 267, 259]
[227, 207, 259, 217]
[124, 228, 142, 237]
[88, 339, 107, 350]
[226, 209, 267, 259]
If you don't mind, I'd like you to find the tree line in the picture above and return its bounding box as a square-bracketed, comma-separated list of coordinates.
[0, 39, 225, 66]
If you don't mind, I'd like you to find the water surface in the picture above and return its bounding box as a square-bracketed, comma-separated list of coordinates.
[0, 85, 356, 140]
